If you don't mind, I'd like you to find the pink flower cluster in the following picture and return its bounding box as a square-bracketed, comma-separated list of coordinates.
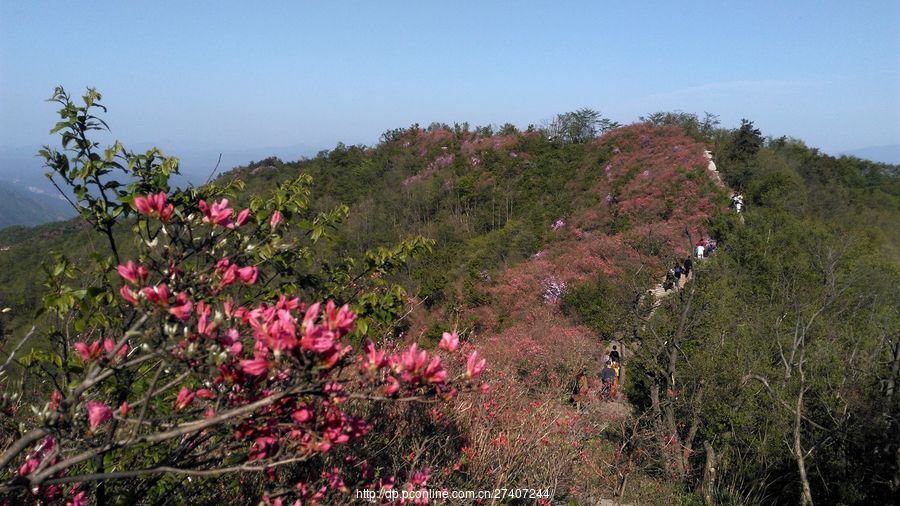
[235, 299, 355, 376]
[16, 435, 86, 504]
[216, 257, 259, 289]
[198, 198, 250, 229]
[85, 401, 112, 430]
[133, 192, 173, 223]
[73, 338, 128, 363]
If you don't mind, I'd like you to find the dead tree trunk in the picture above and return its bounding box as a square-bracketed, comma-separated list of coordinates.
[794, 367, 814, 506]
[886, 338, 900, 492]
[701, 441, 717, 506]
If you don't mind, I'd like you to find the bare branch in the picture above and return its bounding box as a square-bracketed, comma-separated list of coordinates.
[740, 373, 827, 431]
[0, 326, 36, 376]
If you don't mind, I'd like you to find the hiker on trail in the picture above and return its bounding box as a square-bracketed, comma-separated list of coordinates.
[600, 361, 617, 400]
[674, 262, 683, 282]
[683, 256, 693, 277]
[696, 241, 705, 259]
[664, 269, 676, 291]
[707, 238, 717, 255]
[609, 345, 620, 364]
[732, 193, 744, 213]
[572, 368, 589, 410]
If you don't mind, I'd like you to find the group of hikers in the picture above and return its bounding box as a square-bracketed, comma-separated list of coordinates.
[663, 256, 692, 291]
[695, 237, 717, 260]
[572, 345, 622, 408]
[570, 189, 743, 409]
[663, 236, 717, 291]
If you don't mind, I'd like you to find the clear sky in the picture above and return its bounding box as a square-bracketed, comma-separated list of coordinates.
[1, 0, 898, 159]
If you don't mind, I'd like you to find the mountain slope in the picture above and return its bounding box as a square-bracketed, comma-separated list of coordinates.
[1, 119, 897, 503]
[0, 184, 74, 228]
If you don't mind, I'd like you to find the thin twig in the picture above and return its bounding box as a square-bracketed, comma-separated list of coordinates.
[204, 153, 223, 185]
[0, 326, 36, 375]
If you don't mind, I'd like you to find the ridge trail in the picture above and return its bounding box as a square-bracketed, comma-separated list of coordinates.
[636, 149, 732, 321]
[607, 148, 740, 385]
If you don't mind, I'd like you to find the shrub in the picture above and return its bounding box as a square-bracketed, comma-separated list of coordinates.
[0, 89, 487, 504]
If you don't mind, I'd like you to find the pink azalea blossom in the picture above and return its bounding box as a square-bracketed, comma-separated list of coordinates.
[133, 192, 173, 223]
[116, 261, 148, 285]
[215, 257, 231, 273]
[142, 283, 170, 307]
[292, 405, 314, 424]
[466, 351, 487, 379]
[219, 328, 241, 351]
[439, 331, 459, 352]
[240, 358, 270, 376]
[361, 340, 386, 374]
[50, 390, 61, 411]
[74, 341, 103, 363]
[235, 208, 251, 226]
[411, 469, 430, 486]
[302, 302, 321, 329]
[70, 491, 88, 506]
[270, 210, 283, 230]
[17, 437, 56, 477]
[168, 292, 193, 320]
[423, 356, 448, 384]
[85, 401, 113, 429]
[324, 300, 355, 334]
[119, 285, 138, 304]
[251, 305, 299, 353]
[238, 266, 258, 285]
[193, 305, 212, 339]
[199, 198, 236, 228]
[384, 375, 400, 395]
[119, 401, 129, 417]
[220, 264, 238, 287]
[196, 388, 216, 399]
[18, 456, 40, 477]
[175, 387, 195, 410]
[102, 338, 128, 359]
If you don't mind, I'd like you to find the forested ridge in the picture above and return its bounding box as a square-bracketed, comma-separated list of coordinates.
[0, 98, 897, 505]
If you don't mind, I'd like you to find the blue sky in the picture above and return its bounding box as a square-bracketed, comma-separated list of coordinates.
[1, 0, 898, 163]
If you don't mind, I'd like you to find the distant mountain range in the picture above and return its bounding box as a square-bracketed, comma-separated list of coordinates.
[840, 144, 900, 165]
[0, 182, 74, 229]
[0, 142, 325, 229]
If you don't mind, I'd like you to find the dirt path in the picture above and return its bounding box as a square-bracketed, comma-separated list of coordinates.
[703, 149, 725, 188]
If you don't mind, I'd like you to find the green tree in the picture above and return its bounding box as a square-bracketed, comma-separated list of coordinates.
[546, 108, 620, 144]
